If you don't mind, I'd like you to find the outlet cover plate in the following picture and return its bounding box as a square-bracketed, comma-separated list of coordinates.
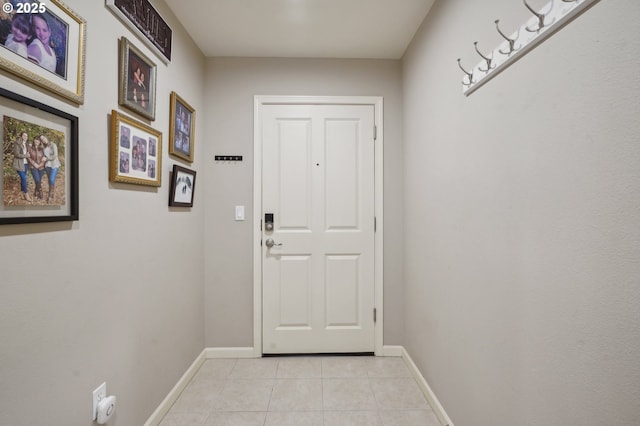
[92, 382, 106, 420]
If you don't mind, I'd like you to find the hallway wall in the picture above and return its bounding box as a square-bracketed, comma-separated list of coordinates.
[203, 58, 405, 348]
[402, 0, 640, 425]
[0, 1, 206, 425]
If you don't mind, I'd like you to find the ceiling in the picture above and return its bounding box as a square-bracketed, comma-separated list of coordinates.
[164, 0, 436, 59]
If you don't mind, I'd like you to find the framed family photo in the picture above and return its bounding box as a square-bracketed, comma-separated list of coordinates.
[168, 164, 195, 207]
[0, 0, 87, 104]
[168, 91, 195, 163]
[109, 110, 161, 187]
[118, 37, 156, 121]
[0, 88, 78, 224]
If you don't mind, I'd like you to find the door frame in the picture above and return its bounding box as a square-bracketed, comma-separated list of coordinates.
[253, 95, 384, 356]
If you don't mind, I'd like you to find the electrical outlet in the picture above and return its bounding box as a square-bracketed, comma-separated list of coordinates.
[92, 382, 106, 421]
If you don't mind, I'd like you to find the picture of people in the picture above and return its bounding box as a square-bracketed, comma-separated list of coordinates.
[131, 136, 147, 172]
[118, 37, 156, 121]
[119, 125, 130, 148]
[127, 51, 152, 114]
[169, 92, 195, 163]
[110, 110, 161, 187]
[0, 2, 69, 78]
[2, 114, 65, 206]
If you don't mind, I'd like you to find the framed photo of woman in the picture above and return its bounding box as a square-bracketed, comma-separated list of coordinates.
[118, 37, 157, 121]
[0, 0, 87, 104]
[168, 91, 195, 163]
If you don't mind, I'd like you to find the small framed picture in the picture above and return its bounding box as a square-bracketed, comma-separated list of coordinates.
[0, 0, 87, 104]
[168, 164, 196, 207]
[168, 91, 195, 163]
[118, 37, 157, 121]
[0, 88, 78, 224]
[109, 110, 162, 187]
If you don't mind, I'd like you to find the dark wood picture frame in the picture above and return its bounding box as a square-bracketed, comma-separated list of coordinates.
[168, 164, 196, 207]
[0, 88, 79, 224]
[106, 0, 172, 64]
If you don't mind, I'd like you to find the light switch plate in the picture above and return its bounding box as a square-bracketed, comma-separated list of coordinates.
[235, 205, 245, 221]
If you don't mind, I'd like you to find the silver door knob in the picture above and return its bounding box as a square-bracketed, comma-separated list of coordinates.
[265, 238, 282, 248]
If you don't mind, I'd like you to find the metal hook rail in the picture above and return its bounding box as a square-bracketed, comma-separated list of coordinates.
[458, 0, 599, 96]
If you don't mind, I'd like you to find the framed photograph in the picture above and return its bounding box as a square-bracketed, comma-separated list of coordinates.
[106, 0, 171, 65]
[168, 91, 195, 162]
[168, 164, 196, 207]
[0, 0, 87, 105]
[118, 37, 156, 121]
[109, 109, 161, 187]
[0, 87, 78, 224]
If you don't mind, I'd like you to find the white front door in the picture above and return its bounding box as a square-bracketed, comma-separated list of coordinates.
[261, 103, 376, 354]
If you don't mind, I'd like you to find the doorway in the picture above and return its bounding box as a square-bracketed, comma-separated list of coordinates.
[253, 96, 384, 355]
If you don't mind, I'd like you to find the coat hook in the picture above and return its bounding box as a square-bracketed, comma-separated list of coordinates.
[457, 58, 474, 86]
[495, 19, 520, 55]
[523, 0, 556, 32]
[473, 41, 495, 72]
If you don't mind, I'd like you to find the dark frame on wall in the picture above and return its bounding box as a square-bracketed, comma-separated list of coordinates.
[168, 164, 196, 207]
[0, 88, 79, 224]
[106, 0, 172, 64]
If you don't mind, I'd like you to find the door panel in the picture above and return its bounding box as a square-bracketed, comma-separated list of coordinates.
[262, 104, 375, 354]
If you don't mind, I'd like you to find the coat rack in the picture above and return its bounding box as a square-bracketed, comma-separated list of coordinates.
[458, 0, 599, 96]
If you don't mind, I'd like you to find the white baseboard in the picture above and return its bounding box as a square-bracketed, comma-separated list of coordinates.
[205, 347, 258, 358]
[381, 345, 404, 357]
[143, 349, 206, 426]
[400, 347, 455, 426]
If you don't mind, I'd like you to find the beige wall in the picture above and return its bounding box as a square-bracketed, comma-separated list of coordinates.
[203, 57, 405, 347]
[0, 1, 206, 425]
[402, 0, 640, 425]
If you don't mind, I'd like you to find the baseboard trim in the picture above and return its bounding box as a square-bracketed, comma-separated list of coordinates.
[205, 347, 257, 358]
[381, 345, 404, 357]
[143, 349, 206, 426]
[401, 347, 455, 426]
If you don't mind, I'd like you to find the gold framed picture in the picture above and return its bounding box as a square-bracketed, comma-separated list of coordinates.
[0, 0, 87, 104]
[168, 91, 195, 163]
[109, 110, 161, 187]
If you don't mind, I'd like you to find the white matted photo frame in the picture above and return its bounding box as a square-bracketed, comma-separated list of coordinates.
[0, 0, 87, 104]
[118, 37, 156, 121]
[109, 110, 162, 187]
[168, 164, 195, 207]
[0, 88, 78, 224]
[168, 91, 195, 163]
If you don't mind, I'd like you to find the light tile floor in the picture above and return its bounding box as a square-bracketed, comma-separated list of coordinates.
[159, 356, 441, 426]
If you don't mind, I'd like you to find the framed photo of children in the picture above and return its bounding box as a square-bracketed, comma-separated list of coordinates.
[109, 110, 161, 187]
[0, 0, 87, 105]
[168, 91, 195, 163]
[168, 164, 196, 207]
[0, 88, 78, 224]
[118, 37, 156, 121]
